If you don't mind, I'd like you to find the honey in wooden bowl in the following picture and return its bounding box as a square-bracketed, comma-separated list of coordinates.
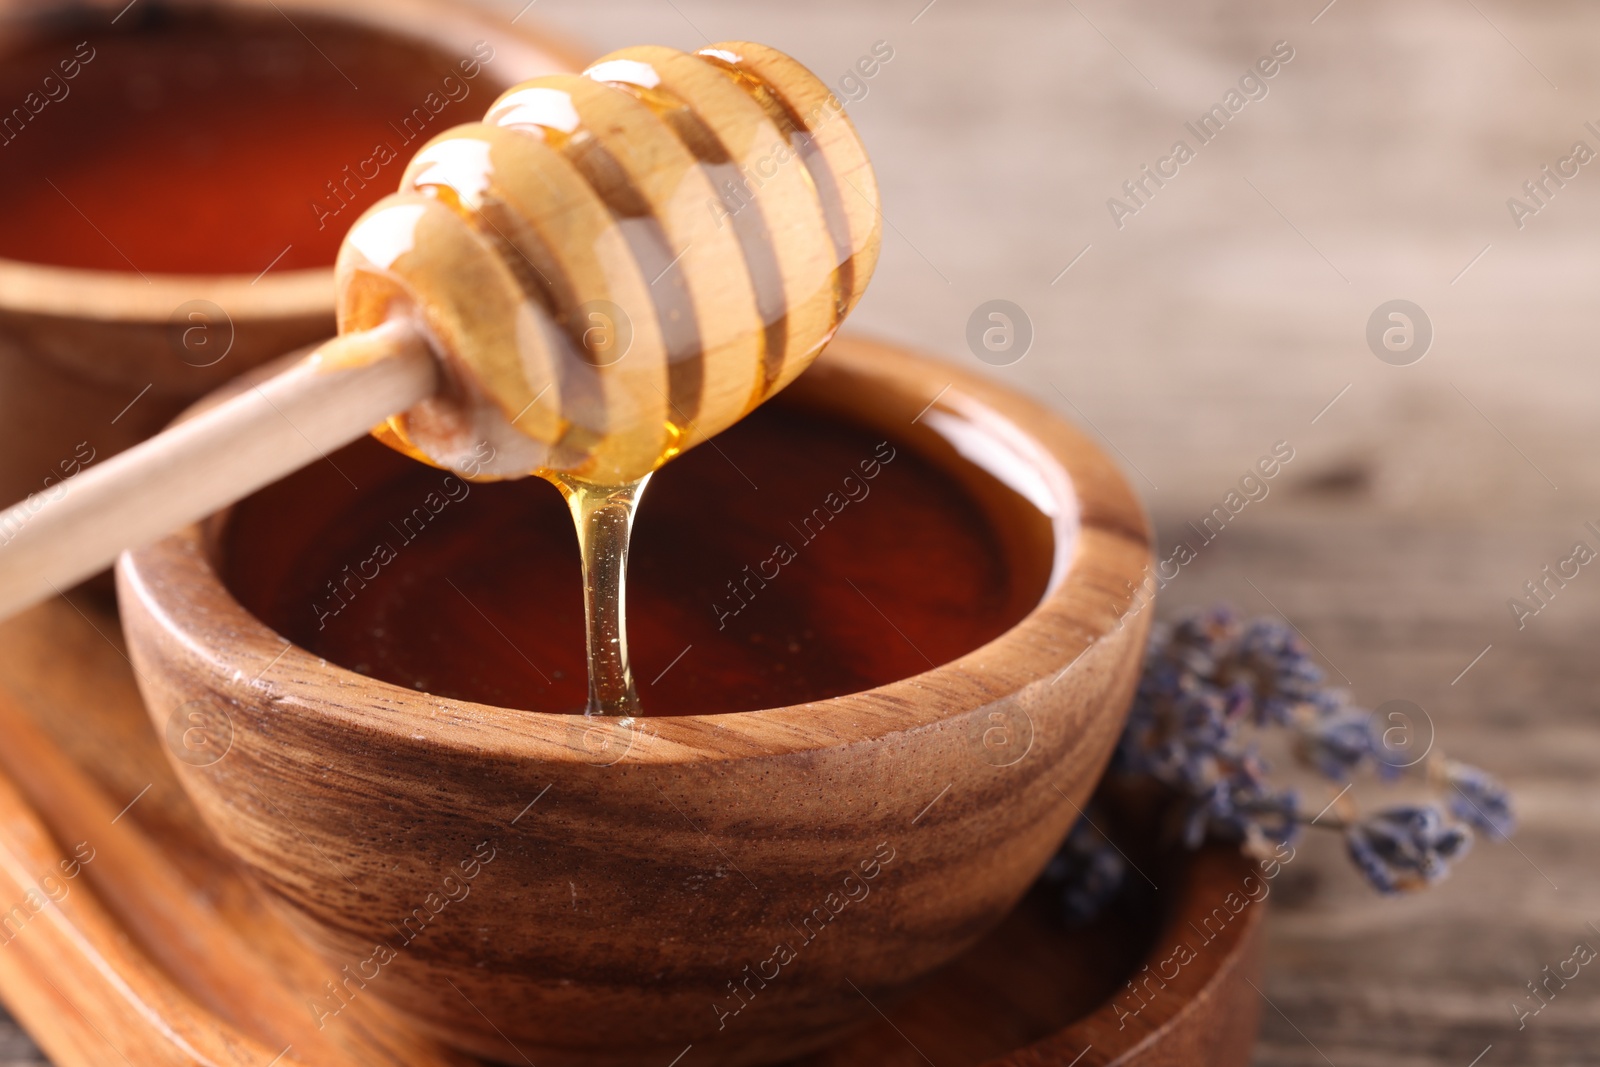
[223, 387, 1050, 716]
[118, 335, 1151, 1066]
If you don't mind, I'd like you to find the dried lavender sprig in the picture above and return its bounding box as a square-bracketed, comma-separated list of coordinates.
[1345, 805, 1472, 894]
[1046, 607, 1512, 918]
[1441, 760, 1516, 838]
[1040, 814, 1127, 925]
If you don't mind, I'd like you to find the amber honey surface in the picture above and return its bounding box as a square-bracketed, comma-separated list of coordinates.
[224, 401, 1046, 715]
[0, 9, 503, 274]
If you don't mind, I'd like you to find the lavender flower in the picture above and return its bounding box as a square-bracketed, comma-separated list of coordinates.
[1345, 805, 1473, 893]
[1294, 704, 1384, 781]
[1043, 815, 1127, 924]
[1047, 606, 1510, 923]
[1118, 608, 1311, 850]
[1444, 761, 1516, 839]
[1231, 617, 1326, 726]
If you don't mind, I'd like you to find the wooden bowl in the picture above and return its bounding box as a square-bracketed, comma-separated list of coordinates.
[802, 845, 1265, 1067]
[0, 583, 1262, 1067]
[0, 0, 579, 510]
[116, 335, 1153, 1067]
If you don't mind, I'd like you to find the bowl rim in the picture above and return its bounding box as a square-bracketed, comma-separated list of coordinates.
[0, 0, 588, 322]
[118, 333, 1152, 765]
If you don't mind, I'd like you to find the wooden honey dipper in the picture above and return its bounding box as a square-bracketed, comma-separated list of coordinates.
[0, 41, 881, 713]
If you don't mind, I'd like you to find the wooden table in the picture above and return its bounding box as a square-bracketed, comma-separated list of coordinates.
[4, 0, 1597, 1063]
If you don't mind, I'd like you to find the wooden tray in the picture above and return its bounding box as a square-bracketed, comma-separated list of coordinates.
[0, 593, 1262, 1066]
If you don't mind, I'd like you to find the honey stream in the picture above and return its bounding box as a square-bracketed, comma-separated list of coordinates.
[547, 474, 652, 717]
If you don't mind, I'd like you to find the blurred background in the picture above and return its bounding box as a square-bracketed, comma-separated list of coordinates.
[3, 0, 1598, 1063]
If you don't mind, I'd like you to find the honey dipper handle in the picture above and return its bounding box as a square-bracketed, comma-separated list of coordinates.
[0, 320, 437, 622]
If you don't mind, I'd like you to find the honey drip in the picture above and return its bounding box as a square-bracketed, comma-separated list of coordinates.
[548, 473, 651, 716]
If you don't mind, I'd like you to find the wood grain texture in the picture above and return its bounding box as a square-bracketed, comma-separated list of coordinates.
[0, 696, 477, 1067]
[0, 0, 578, 513]
[0, 590, 474, 1067]
[115, 335, 1151, 1066]
[0, 771, 290, 1067]
[0, 591, 1262, 1067]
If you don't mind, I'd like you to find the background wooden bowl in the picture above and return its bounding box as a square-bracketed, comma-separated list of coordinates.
[116, 335, 1153, 1067]
[0, 0, 579, 512]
